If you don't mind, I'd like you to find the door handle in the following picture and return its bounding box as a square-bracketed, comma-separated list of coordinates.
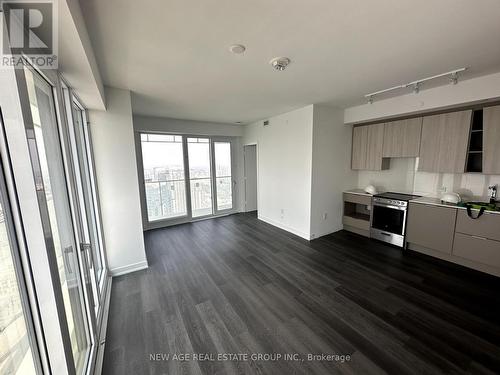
[63, 246, 73, 273]
[80, 243, 94, 270]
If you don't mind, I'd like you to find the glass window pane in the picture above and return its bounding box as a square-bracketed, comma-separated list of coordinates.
[148, 134, 174, 142]
[214, 142, 231, 177]
[141, 134, 187, 221]
[71, 104, 103, 286]
[216, 177, 232, 211]
[188, 138, 212, 217]
[214, 142, 232, 210]
[190, 179, 212, 217]
[0, 198, 36, 375]
[24, 67, 89, 373]
[188, 138, 211, 179]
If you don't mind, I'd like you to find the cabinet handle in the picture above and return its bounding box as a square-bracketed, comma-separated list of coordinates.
[470, 235, 487, 241]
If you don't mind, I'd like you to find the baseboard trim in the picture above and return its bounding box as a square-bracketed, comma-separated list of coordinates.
[93, 276, 112, 375]
[109, 260, 148, 277]
[311, 227, 343, 240]
[258, 215, 311, 240]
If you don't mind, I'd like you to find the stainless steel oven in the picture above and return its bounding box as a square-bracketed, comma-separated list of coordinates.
[370, 192, 420, 247]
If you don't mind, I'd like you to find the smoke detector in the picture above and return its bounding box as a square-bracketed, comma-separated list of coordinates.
[270, 57, 291, 71]
[229, 44, 246, 54]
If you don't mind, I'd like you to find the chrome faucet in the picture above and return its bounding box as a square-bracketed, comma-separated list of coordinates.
[489, 185, 497, 204]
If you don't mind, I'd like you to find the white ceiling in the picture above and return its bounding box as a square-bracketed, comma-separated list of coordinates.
[80, 0, 500, 124]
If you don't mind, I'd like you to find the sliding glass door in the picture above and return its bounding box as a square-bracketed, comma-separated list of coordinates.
[188, 137, 213, 218]
[0, 166, 39, 375]
[141, 134, 187, 221]
[23, 66, 91, 373]
[214, 141, 233, 212]
[139, 134, 235, 227]
[63, 92, 108, 323]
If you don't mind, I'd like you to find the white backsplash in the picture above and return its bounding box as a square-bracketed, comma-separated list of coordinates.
[357, 158, 416, 194]
[358, 157, 500, 200]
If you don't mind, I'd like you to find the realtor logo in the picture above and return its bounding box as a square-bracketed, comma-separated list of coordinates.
[1, 0, 58, 68]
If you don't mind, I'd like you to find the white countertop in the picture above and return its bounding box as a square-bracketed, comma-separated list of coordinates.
[344, 189, 373, 197]
[410, 196, 500, 215]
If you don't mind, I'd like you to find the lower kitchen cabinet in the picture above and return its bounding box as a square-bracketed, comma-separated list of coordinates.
[453, 232, 500, 269]
[455, 209, 500, 242]
[342, 192, 372, 237]
[406, 202, 457, 254]
[407, 202, 500, 277]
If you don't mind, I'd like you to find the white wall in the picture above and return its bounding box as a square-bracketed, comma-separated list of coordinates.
[89, 87, 147, 276]
[243, 145, 258, 212]
[310, 106, 357, 238]
[357, 158, 416, 194]
[243, 106, 314, 239]
[133, 114, 246, 212]
[133, 115, 244, 136]
[344, 71, 500, 124]
[357, 157, 500, 200]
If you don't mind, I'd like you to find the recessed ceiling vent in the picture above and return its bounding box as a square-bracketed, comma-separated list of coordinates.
[263, 120, 270, 126]
[229, 44, 246, 54]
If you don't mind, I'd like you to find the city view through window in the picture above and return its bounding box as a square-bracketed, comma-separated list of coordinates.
[0, 197, 36, 375]
[141, 134, 233, 222]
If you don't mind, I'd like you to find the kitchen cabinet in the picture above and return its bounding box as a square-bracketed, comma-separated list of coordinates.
[483, 105, 500, 174]
[382, 117, 422, 157]
[453, 233, 500, 269]
[455, 209, 500, 242]
[454, 208, 500, 268]
[418, 110, 472, 173]
[406, 202, 457, 254]
[343, 192, 372, 237]
[351, 123, 388, 170]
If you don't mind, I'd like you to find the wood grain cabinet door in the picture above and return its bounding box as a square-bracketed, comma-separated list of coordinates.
[351, 125, 368, 170]
[418, 110, 471, 173]
[483, 105, 500, 174]
[406, 203, 457, 254]
[383, 118, 422, 157]
[351, 123, 386, 170]
[365, 123, 385, 170]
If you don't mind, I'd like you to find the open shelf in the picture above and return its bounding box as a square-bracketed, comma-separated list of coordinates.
[466, 109, 484, 173]
[344, 211, 370, 222]
[467, 152, 483, 173]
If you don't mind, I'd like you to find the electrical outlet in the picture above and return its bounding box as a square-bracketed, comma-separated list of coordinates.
[439, 186, 447, 193]
[323, 213, 327, 220]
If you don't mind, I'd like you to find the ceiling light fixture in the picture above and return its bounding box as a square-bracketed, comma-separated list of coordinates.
[365, 67, 467, 104]
[229, 44, 246, 54]
[270, 57, 291, 71]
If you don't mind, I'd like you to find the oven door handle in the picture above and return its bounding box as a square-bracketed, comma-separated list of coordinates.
[373, 203, 406, 210]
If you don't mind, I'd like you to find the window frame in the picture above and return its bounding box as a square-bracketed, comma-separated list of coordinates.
[0, 107, 46, 374]
[136, 131, 238, 230]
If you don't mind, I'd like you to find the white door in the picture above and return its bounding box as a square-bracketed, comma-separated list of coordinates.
[244, 145, 257, 212]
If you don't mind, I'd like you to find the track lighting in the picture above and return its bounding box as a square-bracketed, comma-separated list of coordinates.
[365, 68, 467, 104]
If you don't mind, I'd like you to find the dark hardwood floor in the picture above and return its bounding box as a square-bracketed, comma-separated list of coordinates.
[102, 212, 500, 375]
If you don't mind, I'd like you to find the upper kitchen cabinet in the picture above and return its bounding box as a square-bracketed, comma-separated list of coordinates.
[483, 105, 500, 174]
[351, 123, 389, 170]
[382, 117, 422, 158]
[418, 110, 472, 173]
